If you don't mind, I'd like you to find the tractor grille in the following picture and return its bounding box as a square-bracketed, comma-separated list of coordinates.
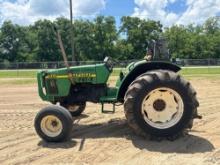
[46, 79, 58, 95]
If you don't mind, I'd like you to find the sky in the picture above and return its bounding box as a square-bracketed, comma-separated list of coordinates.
[0, 0, 220, 27]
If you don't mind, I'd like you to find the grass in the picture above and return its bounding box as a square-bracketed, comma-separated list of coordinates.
[0, 67, 219, 78]
[180, 67, 220, 75]
[0, 78, 36, 85]
[0, 66, 219, 85]
[0, 70, 37, 78]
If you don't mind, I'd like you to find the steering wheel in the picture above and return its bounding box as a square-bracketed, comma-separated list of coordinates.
[104, 57, 114, 71]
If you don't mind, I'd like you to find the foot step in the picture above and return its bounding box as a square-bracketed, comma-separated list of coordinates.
[101, 103, 115, 113]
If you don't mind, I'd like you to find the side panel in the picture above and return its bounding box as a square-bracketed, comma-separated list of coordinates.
[95, 64, 111, 84]
[117, 61, 181, 102]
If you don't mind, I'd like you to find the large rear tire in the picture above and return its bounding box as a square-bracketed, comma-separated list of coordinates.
[124, 70, 199, 139]
[34, 105, 73, 142]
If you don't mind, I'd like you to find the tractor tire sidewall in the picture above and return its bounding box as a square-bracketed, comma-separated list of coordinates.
[131, 73, 194, 137]
[34, 105, 73, 142]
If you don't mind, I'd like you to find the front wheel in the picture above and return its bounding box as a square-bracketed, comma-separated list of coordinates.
[124, 70, 199, 139]
[34, 105, 73, 142]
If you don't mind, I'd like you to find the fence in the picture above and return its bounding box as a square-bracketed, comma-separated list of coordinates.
[181, 59, 220, 66]
[0, 60, 135, 70]
[0, 59, 220, 70]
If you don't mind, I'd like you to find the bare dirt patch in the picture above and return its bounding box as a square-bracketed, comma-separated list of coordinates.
[0, 78, 220, 165]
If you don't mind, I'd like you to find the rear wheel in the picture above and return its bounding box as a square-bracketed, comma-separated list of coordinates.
[34, 105, 73, 142]
[124, 70, 199, 139]
[61, 103, 86, 117]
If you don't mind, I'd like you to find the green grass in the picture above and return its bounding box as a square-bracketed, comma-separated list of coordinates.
[0, 67, 219, 85]
[181, 67, 220, 75]
[0, 78, 36, 85]
[113, 67, 220, 76]
[0, 70, 37, 78]
[0, 67, 219, 78]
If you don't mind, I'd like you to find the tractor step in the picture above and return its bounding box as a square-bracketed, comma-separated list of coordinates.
[100, 97, 117, 113]
[101, 102, 115, 113]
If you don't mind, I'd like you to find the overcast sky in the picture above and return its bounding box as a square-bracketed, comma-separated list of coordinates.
[0, 0, 220, 26]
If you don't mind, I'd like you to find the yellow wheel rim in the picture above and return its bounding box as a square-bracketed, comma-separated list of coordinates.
[40, 115, 63, 137]
[142, 87, 184, 129]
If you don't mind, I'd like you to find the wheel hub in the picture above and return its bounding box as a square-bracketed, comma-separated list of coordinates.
[141, 87, 184, 129]
[153, 99, 166, 112]
[40, 115, 63, 137]
[51, 120, 58, 127]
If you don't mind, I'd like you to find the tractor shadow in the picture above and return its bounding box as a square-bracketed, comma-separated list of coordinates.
[38, 140, 77, 149]
[38, 117, 214, 153]
[69, 118, 214, 153]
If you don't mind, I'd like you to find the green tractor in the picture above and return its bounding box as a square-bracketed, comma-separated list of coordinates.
[34, 27, 201, 142]
[34, 58, 201, 142]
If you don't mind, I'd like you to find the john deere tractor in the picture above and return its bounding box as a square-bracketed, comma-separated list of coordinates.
[34, 51, 201, 142]
[34, 21, 201, 142]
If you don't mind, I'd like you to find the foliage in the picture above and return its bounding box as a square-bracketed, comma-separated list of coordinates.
[164, 17, 220, 59]
[119, 16, 162, 59]
[0, 16, 220, 62]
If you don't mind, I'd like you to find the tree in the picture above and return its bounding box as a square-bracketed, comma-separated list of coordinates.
[73, 16, 118, 61]
[0, 16, 220, 62]
[0, 21, 28, 62]
[0, 28, 2, 62]
[164, 25, 191, 58]
[115, 40, 134, 60]
[203, 17, 220, 58]
[204, 17, 220, 35]
[55, 17, 73, 61]
[73, 19, 95, 61]
[93, 16, 118, 60]
[33, 20, 60, 62]
[165, 20, 220, 59]
[119, 16, 162, 59]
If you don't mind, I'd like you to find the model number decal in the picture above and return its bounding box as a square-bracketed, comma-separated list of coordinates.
[45, 73, 96, 79]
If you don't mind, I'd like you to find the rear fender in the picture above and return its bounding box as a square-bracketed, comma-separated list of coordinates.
[117, 61, 181, 102]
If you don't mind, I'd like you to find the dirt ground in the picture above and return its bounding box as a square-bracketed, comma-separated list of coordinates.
[0, 78, 220, 165]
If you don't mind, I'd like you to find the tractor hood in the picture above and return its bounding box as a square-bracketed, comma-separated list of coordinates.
[37, 63, 112, 102]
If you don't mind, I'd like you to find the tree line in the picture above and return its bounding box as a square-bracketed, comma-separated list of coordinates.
[0, 16, 219, 63]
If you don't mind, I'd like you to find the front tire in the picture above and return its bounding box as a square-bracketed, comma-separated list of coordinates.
[34, 105, 73, 142]
[124, 70, 199, 139]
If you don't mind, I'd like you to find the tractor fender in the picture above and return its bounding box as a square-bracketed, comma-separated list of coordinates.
[117, 61, 181, 102]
